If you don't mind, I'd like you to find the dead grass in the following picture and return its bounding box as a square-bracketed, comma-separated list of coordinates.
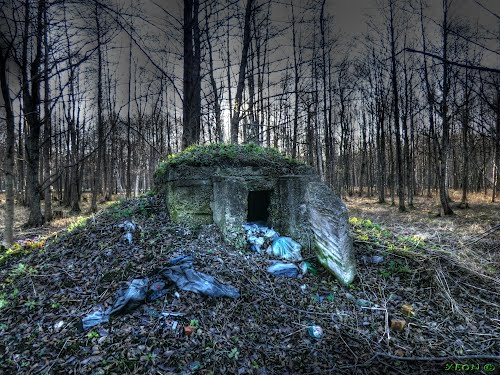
[346, 190, 500, 283]
[345, 190, 500, 241]
[0, 192, 121, 243]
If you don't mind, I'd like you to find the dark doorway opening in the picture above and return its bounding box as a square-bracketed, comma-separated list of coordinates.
[247, 190, 271, 224]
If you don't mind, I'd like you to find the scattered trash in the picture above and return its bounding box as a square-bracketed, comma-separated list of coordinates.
[390, 318, 406, 332]
[299, 262, 308, 275]
[174, 291, 180, 299]
[148, 281, 168, 301]
[118, 220, 137, 232]
[267, 262, 299, 278]
[302, 261, 318, 275]
[118, 220, 137, 244]
[53, 320, 65, 332]
[300, 284, 308, 292]
[345, 292, 374, 307]
[81, 306, 110, 330]
[307, 324, 324, 339]
[161, 319, 181, 336]
[401, 304, 415, 317]
[184, 325, 196, 337]
[267, 237, 303, 261]
[81, 256, 238, 330]
[244, 223, 280, 253]
[345, 292, 356, 302]
[161, 256, 240, 298]
[108, 278, 149, 315]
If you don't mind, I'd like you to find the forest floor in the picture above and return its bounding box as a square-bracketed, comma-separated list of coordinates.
[0, 192, 121, 245]
[0, 192, 499, 374]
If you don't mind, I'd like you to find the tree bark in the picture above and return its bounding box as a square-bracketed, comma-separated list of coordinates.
[230, 0, 254, 144]
[23, 0, 45, 227]
[389, 0, 405, 212]
[0, 43, 15, 247]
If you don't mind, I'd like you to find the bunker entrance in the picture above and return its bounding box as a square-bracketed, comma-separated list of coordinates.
[247, 190, 271, 224]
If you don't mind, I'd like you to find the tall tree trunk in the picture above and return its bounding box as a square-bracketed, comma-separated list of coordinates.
[230, 0, 254, 144]
[23, 0, 45, 227]
[291, 0, 300, 157]
[43, 8, 52, 220]
[91, 1, 104, 212]
[493, 88, 500, 202]
[205, 8, 222, 143]
[438, 0, 454, 215]
[182, 0, 201, 149]
[0, 44, 15, 247]
[389, 0, 405, 212]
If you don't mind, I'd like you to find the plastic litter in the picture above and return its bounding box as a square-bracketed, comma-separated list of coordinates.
[108, 278, 149, 315]
[267, 262, 299, 278]
[81, 278, 149, 330]
[80, 256, 239, 330]
[267, 237, 303, 261]
[160, 256, 240, 298]
[307, 325, 324, 339]
[244, 223, 280, 253]
[81, 306, 110, 330]
[118, 220, 137, 244]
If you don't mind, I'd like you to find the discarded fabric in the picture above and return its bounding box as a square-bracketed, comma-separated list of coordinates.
[81, 278, 149, 330]
[81, 256, 239, 330]
[148, 281, 168, 301]
[267, 262, 299, 278]
[161, 256, 240, 298]
[81, 306, 110, 330]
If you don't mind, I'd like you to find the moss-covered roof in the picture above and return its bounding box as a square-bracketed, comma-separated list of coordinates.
[156, 143, 308, 176]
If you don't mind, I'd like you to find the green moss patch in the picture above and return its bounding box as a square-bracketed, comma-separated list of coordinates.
[155, 143, 305, 177]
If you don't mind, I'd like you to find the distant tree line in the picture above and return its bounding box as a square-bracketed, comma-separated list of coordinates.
[1, 0, 499, 247]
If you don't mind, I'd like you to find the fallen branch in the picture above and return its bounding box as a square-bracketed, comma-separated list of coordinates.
[371, 352, 500, 362]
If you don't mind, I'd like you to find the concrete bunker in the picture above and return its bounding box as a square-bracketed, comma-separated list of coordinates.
[154, 144, 357, 285]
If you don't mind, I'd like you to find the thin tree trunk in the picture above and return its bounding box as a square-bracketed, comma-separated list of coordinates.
[389, 0, 405, 212]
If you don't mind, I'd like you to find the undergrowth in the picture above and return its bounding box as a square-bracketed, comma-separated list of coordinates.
[349, 217, 433, 253]
[0, 237, 46, 267]
[155, 143, 304, 175]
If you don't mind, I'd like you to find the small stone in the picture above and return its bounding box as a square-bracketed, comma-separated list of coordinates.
[390, 319, 406, 332]
[401, 304, 415, 317]
[394, 349, 405, 357]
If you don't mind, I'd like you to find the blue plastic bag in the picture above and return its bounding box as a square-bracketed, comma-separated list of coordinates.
[267, 262, 299, 278]
[267, 237, 303, 261]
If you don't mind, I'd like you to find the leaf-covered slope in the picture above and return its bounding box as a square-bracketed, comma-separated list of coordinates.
[0, 195, 498, 374]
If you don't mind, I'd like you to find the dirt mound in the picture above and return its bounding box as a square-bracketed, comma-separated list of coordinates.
[0, 196, 498, 374]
